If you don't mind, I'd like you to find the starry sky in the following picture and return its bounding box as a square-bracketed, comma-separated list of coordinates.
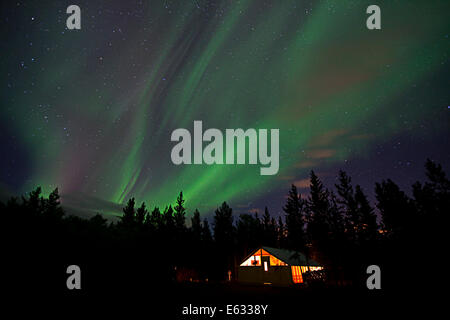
[1, 0, 449, 219]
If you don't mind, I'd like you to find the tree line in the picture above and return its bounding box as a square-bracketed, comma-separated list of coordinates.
[1, 159, 448, 291]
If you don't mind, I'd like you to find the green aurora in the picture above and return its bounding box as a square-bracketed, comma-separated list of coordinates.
[1, 0, 449, 217]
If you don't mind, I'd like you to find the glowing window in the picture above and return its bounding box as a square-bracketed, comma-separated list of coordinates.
[291, 266, 303, 283]
[241, 249, 288, 267]
[300, 266, 323, 273]
[240, 255, 261, 266]
[264, 261, 268, 272]
[310, 266, 323, 272]
[269, 255, 287, 266]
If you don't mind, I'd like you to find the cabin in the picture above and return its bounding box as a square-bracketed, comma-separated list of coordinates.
[237, 246, 323, 286]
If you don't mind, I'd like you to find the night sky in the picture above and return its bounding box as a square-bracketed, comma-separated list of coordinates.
[1, 0, 449, 219]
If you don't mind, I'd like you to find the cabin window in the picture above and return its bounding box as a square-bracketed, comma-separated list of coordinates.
[240, 249, 287, 266]
[269, 255, 287, 266]
[310, 266, 323, 272]
[264, 261, 268, 272]
[300, 266, 324, 273]
[240, 255, 261, 266]
[291, 266, 303, 284]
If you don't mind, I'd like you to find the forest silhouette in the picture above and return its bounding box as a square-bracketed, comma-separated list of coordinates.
[1, 159, 447, 293]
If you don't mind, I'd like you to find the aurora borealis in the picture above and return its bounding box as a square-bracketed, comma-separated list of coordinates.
[1, 0, 449, 219]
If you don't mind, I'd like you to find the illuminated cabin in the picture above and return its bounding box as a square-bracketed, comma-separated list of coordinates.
[238, 246, 323, 286]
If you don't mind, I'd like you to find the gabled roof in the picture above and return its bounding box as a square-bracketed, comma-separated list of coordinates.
[260, 246, 321, 266]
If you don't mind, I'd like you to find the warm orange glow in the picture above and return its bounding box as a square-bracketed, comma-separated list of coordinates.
[240, 249, 288, 267]
[256, 249, 271, 256]
[291, 266, 303, 284]
[300, 266, 323, 273]
[269, 255, 287, 266]
[240, 255, 261, 266]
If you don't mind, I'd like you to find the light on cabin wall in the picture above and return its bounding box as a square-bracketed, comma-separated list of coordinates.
[264, 261, 268, 272]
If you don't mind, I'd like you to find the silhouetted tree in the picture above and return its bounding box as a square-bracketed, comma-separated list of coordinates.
[307, 172, 330, 235]
[262, 207, 277, 247]
[22, 186, 44, 216]
[283, 184, 306, 250]
[201, 218, 212, 243]
[413, 159, 450, 220]
[213, 202, 234, 278]
[237, 213, 262, 255]
[148, 207, 162, 228]
[136, 202, 148, 225]
[121, 197, 136, 227]
[307, 171, 333, 263]
[335, 170, 358, 241]
[325, 191, 347, 285]
[410, 159, 449, 284]
[174, 191, 186, 230]
[354, 185, 378, 242]
[163, 205, 175, 230]
[90, 213, 108, 228]
[213, 202, 234, 245]
[191, 209, 202, 239]
[327, 191, 345, 238]
[375, 179, 412, 237]
[44, 188, 64, 221]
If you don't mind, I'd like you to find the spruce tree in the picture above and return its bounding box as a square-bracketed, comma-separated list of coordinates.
[307, 171, 332, 261]
[213, 202, 234, 245]
[375, 179, 411, 236]
[121, 197, 136, 226]
[136, 202, 148, 225]
[335, 170, 358, 240]
[45, 188, 64, 220]
[283, 184, 306, 250]
[163, 205, 175, 230]
[201, 218, 212, 242]
[149, 207, 162, 228]
[191, 209, 202, 239]
[354, 185, 378, 242]
[174, 191, 186, 229]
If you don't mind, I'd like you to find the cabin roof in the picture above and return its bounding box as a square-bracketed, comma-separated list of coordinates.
[254, 246, 321, 266]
